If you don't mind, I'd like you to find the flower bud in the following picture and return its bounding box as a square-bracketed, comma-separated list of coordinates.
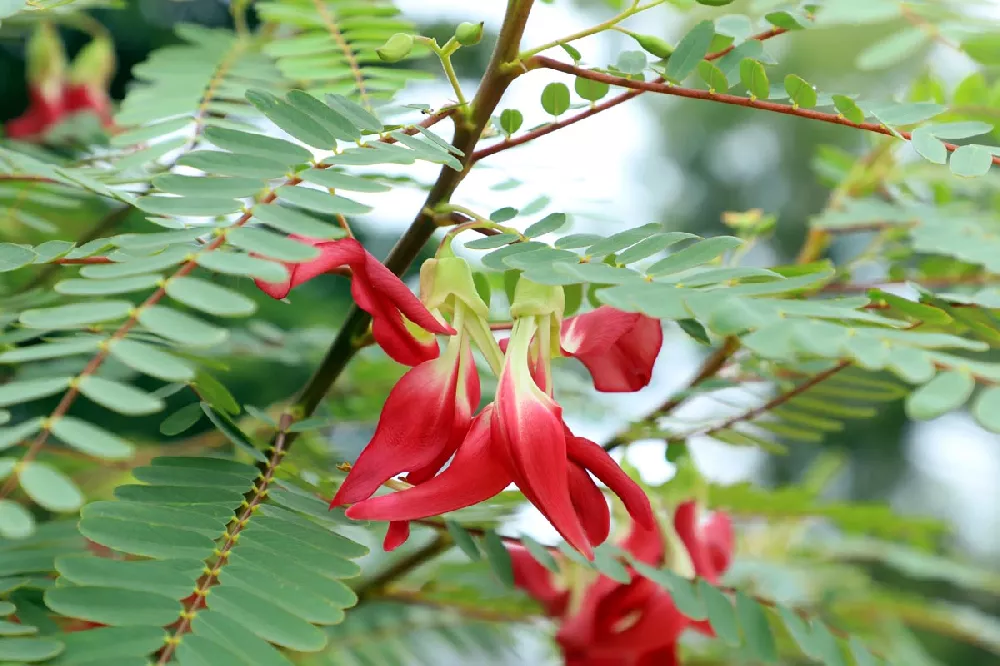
[69, 36, 116, 88]
[509, 279, 564, 319]
[376, 33, 414, 63]
[26, 22, 67, 102]
[627, 32, 674, 60]
[455, 21, 484, 47]
[420, 256, 489, 318]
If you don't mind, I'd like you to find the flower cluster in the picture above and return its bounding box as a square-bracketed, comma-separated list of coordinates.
[255, 238, 665, 557]
[509, 502, 734, 665]
[4, 24, 115, 141]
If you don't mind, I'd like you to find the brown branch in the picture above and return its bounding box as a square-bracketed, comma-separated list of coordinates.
[355, 534, 452, 601]
[603, 336, 740, 451]
[697, 361, 850, 437]
[530, 55, 1000, 166]
[470, 27, 789, 163]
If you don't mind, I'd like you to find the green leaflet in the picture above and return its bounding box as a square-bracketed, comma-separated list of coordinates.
[54, 456, 367, 662]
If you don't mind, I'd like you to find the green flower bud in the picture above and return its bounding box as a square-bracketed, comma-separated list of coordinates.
[455, 21, 484, 46]
[26, 23, 67, 98]
[509, 279, 564, 319]
[376, 33, 414, 63]
[69, 36, 116, 88]
[627, 32, 674, 60]
[695, 0, 736, 6]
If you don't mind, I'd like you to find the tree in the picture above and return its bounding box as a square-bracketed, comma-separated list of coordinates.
[0, 0, 998, 663]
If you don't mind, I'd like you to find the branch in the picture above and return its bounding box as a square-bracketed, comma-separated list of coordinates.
[471, 27, 788, 163]
[355, 534, 452, 601]
[529, 55, 1000, 166]
[694, 361, 850, 438]
[604, 337, 740, 451]
[275, 0, 536, 455]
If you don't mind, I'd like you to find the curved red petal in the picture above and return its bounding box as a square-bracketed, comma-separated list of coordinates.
[566, 434, 655, 532]
[383, 521, 411, 551]
[253, 238, 360, 300]
[673, 501, 725, 583]
[703, 512, 734, 576]
[494, 375, 591, 557]
[561, 307, 662, 393]
[561, 307, 640, 357]
[330, 355, 463, 506]
[351, 271, 440, 367]
[345, 407, 511, 522]
[404, 343, 480, 485]
[568, 464, 611, 548]
[360, 251, 454, 337]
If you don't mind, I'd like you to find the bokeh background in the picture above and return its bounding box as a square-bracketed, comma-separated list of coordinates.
[3, 0, 999, 663]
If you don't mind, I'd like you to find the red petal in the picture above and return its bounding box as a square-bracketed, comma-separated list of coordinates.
[345, 407, 511, 522]
[361, 250, 454, 337]
[566, 434, 655, 532]
[674, 501, 730, 583]
[383, 521, 411, 551]
[253, 237, 359, 300]
[494, 374, 591, 558]
[330, 352, 468, 506]
[620, 520, 664, 567]
[636, 645, 680, 666]
[568, 464, 611, 547]
[704, 512, 734, 576]
[404, 343, 480, 485]
[509, 544, 568, 616]
[561, 307, 662, 393]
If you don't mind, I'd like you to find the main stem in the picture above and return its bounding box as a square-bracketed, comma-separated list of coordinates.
[278, 0, 535, 452]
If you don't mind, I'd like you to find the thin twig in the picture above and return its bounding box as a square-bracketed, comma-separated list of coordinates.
[530, 56, 1000, 166]
[355, 534, 452, 601]
[471, 28, 788, 163]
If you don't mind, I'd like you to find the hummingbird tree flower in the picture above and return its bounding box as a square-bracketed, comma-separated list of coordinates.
[254, 236, 454, 367]
[5, 23, 66, 140]
[344, 277, 655, 558]
[509, 502, 735, 666]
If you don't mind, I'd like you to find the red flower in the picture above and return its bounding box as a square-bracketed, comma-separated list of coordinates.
[560, 306, 663, 393]
[510, 503, 734, 666]
[254, 237, 454, 366]
[329, 318, 480, 549]
[342, 279, 655, 557]
[4, 87, 64, 139]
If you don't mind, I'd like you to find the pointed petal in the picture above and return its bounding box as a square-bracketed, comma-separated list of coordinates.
[494, 382, 591, 557]
[383, 521, 411, 551]
[404, 343, 480, 485]
[620, 520, 664, 567]
[566, 434, 655, 532]
[673, 501, 729, 583]
[345, 407, 511, 521]
[509, 544, 568, 617]
[331, 354, 463, 506]
[253, 237, 358, 300]
[568, 464, 611, 547]
[360, 250, 454, 336]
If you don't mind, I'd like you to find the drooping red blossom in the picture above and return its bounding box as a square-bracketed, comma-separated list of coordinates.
[510, 502, 734, 666]
[330, 323, 480, 548]
[254, 236, 454, 366]
[560, 306, 663, 393]
[4, 29, 115, 141]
